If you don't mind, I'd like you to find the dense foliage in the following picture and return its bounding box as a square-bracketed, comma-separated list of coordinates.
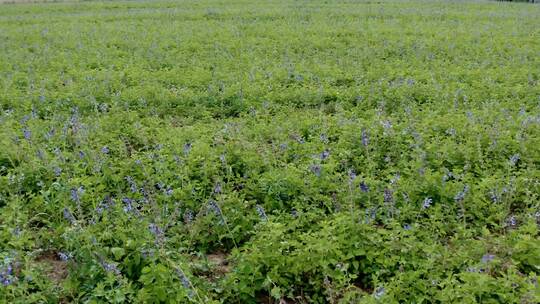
[0, 0, 539, 303]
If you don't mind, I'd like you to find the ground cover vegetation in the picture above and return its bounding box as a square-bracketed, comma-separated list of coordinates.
[0, 0, 539, 303]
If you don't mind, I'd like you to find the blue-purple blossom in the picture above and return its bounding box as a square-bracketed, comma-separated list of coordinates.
[183, 143, 192, 156]
[58, 252, 70, 261]
[0, 260, 14, 286]
[122, 197, 133, 213]
[310, 164, 322, 177]
[506, 215, 517, 227]
[183, 209, 194, 224]
[361, 129, 369, 147]
[96, 196, 114, 214]
[70, 186, 84, 203]
[320, 149, 330, 160]
[213, 182, 222, 194]
[364, 208, 377, 224]
[0, 257, 14, 286]
[148, 223, 163, 238]
[63, 208, 75, 224]
[374, 286, 385, 299]
[489, 189, 500, 203]
[481, 254, 495, 263]
[422, 197, 432, 209]
[255, 204, 267, 221]
[454, 185, 469, 202]
[208, 200, 224, 224]
[100, 261, 120, 275]
[442, 172, 454, 182]
[176, 268, 194, 298]
[208, 200, 221, 215]
[23, 128, 31, 141]
[381, 120, 392, 131]
[403, 224, 412, 230]
[390, 173, 400, 185]
[20, 115, 30, 124]
[509, 154, 520, 166]
[359, 181, 369, 193]
[348, 169, 357, 182]
[53, 167, 62, 176]
[101, 146, 109, 154]
[11, 227, 21, 237]
[125, 176, 137, 193]
[384, 188, 394, 203]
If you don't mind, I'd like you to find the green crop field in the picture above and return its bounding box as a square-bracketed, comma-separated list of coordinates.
[0, 0, 539, 303]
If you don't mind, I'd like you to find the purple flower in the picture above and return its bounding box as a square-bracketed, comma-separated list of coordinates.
[489, 189, 500, 203]
[175, 267, 194, 298]
[255, 204, 268, 221]
[70, 186, 84, 203]
[101, 261, 120, 275]
[58, 252, 70, 261]
[481, 254, 495, 263]
[359, 181, 369, 193]
[148, 223, 163, 237]
[183, 143, 192, 156]
[20, 115, 30, 124]
[320, 149, 330, 160]
[422, 197, 432, 209]
[381, 120, 392, 131]
[208, 200, 222, 215]
[364, 208, 377, 224]
[122, 197, 133, 213]
[454, 185, 469, 202]
[348, 169, 357, 182]
[125, 176, 137, 193]
[101, 146, 109, 154]
[213, 182, 222, 194]
[183, 209, 194, 224]
[403, 224, 412, 230]
[208, 200, 225, 224]
[23, 128, 31, 141]
[383, 188, 394, 203]
[63, 208, 75, 224]
[374, 286, 385, 299]
[54, 167, 62, 176]
[509, 154, 520, 166]
[361, 129, 369, 147]
[506, 215, 517, 227]
[310, 164, 322, 177]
